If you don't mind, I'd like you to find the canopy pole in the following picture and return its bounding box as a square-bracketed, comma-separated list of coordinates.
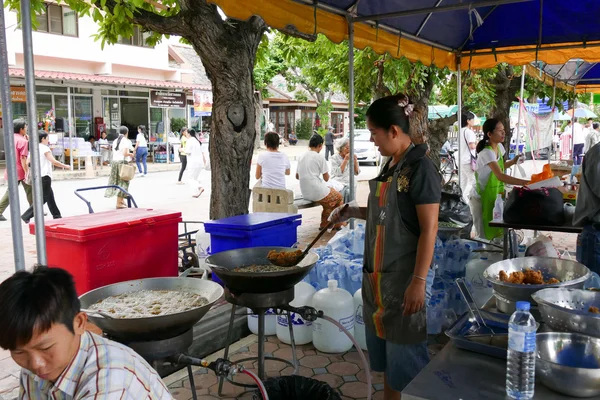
[456, 60, 462, 190]
[68, 86, 73, 170]
[571, 85, 576, 166]
[513, 65, 526, 176]
[347, 17, 355, 229]
[550, 79, 556, 163]
[21, 0, 47, 264]
[0, 0, 26, 271]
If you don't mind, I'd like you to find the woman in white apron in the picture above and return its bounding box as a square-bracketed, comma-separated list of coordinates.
[184, 129, 207, 198]
[330, 94, 441, 399]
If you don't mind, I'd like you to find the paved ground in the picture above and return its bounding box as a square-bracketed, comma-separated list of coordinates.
[0, 144, 580, 399]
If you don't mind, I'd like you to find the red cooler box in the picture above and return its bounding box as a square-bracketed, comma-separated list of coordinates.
[30, 209, 182, 295]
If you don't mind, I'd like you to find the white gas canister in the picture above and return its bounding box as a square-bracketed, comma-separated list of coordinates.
[312, 280, 355, 353]
[353, 289, 368, 350]
[247, 308, 277, 336]
[277, 282, 316, 345]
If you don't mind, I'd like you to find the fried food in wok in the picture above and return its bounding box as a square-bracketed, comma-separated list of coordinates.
[267, 249, 303, 266]
[589, 306, 600, 314]
[498, 269, 561, 285]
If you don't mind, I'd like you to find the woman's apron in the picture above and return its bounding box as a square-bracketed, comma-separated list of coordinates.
[362, 153, 427, 345]
[476, 146, 505, 240]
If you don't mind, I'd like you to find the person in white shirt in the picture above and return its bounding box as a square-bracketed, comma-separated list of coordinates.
[105, 126, 134, 209]
[185, 129, 208, 198]
[330, 137, 360, 203]
[572, 121, 585, 165]
[459, 112, 477, 200]
[98, 131, 111, 165]
[21, 132, 70, 223]
[135, 125, 149, 177]
[585, 122, 600, 154]
[297, 134, 343, 229]
[255, 132, 291, 189]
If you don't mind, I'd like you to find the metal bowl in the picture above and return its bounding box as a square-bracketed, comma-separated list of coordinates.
[483, 257, 590, 313]
[533, 289, 600, 338]
[537, 332, 600, 397]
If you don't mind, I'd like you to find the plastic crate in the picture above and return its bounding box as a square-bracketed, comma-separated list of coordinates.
[204, 213, 302, 254]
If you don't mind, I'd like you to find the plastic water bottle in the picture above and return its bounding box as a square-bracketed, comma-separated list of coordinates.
[506, 301, 536, 399]
[493, 194, 504, 221]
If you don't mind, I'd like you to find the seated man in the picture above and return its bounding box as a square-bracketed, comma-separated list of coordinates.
[0, 266, 173, 399]
[288, 132, 298, 145]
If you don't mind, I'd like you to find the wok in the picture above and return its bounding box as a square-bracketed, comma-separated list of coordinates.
[79, 277, 224, 341]
[206, 247, 319, 294]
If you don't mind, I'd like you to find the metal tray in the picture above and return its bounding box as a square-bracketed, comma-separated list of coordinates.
[445, 310, 510, 359]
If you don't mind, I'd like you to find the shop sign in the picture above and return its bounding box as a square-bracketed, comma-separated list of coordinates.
[193, 90, 212, 116]
[11, 87, 26, 102]
[150, 90, 186, 108]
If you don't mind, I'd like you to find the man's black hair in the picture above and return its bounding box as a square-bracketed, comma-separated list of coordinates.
[309, 134, 324, 148]
[13, 118, 26, 134]
[264, 132, 280, 149]
[0, 266, 80, 350]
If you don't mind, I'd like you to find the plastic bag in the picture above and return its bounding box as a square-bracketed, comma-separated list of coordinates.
[439, 185, 473, 239]
[257, 376, 342, 400]
[525, 235, 558, 258]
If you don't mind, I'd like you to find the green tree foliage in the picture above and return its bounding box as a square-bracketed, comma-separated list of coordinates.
[295, 118, 313, 139]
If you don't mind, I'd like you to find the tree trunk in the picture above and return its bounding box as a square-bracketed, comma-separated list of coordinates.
[183, 5, 265, 219]
[407, 68, 435, 146]
[491, 65, 521, 150]
[373, 57, 392, 100]
[428, 115, 458, 168]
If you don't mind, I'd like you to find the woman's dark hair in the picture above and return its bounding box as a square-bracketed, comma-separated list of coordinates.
[461, 112, 475, 128]
[39, 132, 49, 143]
[115, 126, 129, 150]
[593, 122, 599, 130]
[365, 94, 410, 134]
[0, 266, 80, 350]
[264, 132, 280, 149]
[476, 118, 501, 154]
[309, 134, 324, 148]
[180, 127, 188, 139]
[137, 125, 147, 139]
[188, 128, 201, 144]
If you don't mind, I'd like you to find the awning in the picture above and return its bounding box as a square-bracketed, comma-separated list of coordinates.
[8, 68, 210, 91]
[210, 0, 600, 71]
[528, 61, 600, 93]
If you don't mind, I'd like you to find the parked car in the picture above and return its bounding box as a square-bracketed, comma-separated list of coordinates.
[350, 129, 381, 165]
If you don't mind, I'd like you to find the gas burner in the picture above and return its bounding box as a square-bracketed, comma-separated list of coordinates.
[114, 329, 193, 362]
[224, 287, 295, 310]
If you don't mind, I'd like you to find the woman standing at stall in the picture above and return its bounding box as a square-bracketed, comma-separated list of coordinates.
[472, 119, 529, 240]
[105, 126, 134, 209]
[329, 94, 441, 399]
[185, 129, 207, 198]
[177, 127, 188, 184]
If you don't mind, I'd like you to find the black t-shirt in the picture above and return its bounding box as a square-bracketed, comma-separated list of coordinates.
[377, 144, 442, 236]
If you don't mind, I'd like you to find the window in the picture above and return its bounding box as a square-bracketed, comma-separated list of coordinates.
[119, 26, 153, 47]
[35, 4, 78, 37]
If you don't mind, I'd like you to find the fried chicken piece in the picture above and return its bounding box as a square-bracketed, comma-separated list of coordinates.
[545, 278, 561, 284]
[267, 249, 303, 266]
[507, 271, 526, 284]
[499, 270, 510, 282]
[589, 306, 600, 314]
[523, 269, 544, 285]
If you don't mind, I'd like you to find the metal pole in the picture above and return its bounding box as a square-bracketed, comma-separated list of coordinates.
[20, 0, 47, 264]
[67, 87, 73, 170]
[347, 19, 355, 229]
[0, 0, 26, 271]
[456, 60, 462, 189]
[572, 85, 576, 165]
[550, 79, 556, 163]
[513, 65, 526, 176]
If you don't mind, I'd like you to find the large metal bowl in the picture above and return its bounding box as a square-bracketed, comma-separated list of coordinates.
[533, 289, 600, 338]
[537, 332, 600, 397]
[80, 277, 224, 341]
[483, 257, 590, 313]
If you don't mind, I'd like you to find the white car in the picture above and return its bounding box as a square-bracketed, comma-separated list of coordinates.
[350, 129, 381, 165]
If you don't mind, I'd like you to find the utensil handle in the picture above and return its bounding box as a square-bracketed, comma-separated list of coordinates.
[81, 308, 114, 319]
[303, 204, 349, 255]
[455, 278, 494, 334]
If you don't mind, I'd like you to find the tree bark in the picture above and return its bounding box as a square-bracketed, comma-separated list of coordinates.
[180, 3, 265, 219]
[491, 65, 521, 150]
[407, 68, 436, 146]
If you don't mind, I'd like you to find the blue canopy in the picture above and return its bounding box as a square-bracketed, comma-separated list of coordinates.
[532, 60, 600, 92]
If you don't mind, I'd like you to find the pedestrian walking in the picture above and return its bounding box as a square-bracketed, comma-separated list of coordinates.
[135, 125, 148, 177]
[459, 112, 477, 200]
[324, 128, 335, 161]
[105, 126, 134, 209]
[0, 119, 33, 221]
[177, 127, 188, 184]
[21, 132, 70, 223]
[185, 129, 207, 198]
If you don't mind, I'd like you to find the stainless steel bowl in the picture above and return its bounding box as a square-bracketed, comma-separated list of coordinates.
[537, 332, 600, 397]
[483, 257, 590, 313]
[533, 289, 600, 338]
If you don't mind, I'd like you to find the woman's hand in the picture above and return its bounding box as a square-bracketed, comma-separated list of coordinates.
[402, 278, 426, 316]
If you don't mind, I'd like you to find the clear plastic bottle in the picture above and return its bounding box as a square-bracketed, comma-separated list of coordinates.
[493, 194, 504, 221]
[506, 301, 536, 399]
